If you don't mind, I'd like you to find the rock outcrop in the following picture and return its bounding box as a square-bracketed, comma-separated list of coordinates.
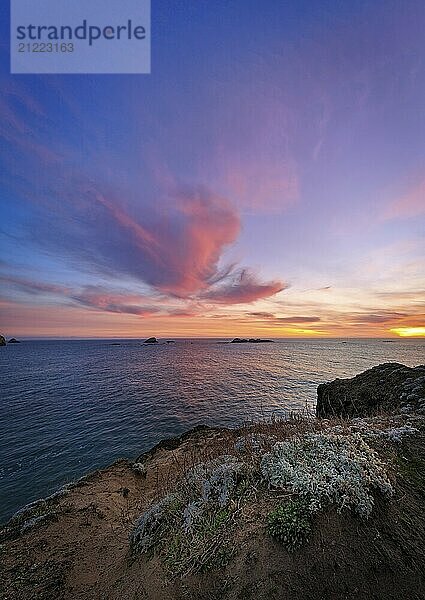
[143, 337, 158, 344]
[0, 335, 6, 346]
[316, 362, 425, 418]
[230, 338, 274, 344]
[8, 338, 20, 344]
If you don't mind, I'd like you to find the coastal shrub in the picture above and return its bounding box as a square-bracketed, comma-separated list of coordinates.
[381, 425, 419, 443]
[182, 499, 205, 532]
[131, 494, 182, 553]
[1, 498, 62, 541]
[267, 499, 311, 550]
[132, 430, 395, 572]
[345, 420, 419, 444]
[131, 455, 250, 574]
[185, 455, 246, 511]
[261, 432, 393, 517]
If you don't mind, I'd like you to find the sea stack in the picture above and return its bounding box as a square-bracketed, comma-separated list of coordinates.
[143, 337, 158, 344]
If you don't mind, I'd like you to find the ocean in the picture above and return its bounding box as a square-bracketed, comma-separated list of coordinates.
[0, 338, 423, 523]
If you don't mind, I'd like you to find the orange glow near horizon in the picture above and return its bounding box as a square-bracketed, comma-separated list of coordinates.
[390, 327, 425, 337]
[2, 299, 425, 339]
[269, 327, 327, 336]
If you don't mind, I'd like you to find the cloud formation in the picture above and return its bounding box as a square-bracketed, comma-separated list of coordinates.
[348, 312, 408, 324]
[0, 84, 285, 309]
[26, 178, 285, 306]
[247, 311, 321, 323]
[0, 275, 70, 295]
[203, 269, 286, 305]
[69, 286, 161, 316]
[0, 275, 161, 317]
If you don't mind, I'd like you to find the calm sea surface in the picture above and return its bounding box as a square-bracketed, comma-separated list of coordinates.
[0, 338, 423, 522]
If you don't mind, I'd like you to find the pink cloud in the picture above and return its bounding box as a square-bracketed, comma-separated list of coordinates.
[204, 269, 286, 304]
[0, 82, 287, 307]
[70, 287, 161, 316]
[158, 186, 241, 295]
[384, 178, 425, 219]
[78, 184, 241, 298]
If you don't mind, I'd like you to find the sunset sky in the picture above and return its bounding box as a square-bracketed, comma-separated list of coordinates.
[1, 0, 424, 339]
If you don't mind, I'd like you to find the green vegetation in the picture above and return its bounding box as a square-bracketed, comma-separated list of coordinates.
[267, 499, 311, 550]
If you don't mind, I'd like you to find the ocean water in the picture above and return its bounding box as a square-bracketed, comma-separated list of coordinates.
[0, 338, 423, 523]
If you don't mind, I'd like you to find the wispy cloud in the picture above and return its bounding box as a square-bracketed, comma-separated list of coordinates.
[247, 311, 321, 323]
[203, 269, 286, 304]
[346, 311, 408, 324]
[384, 178, 425, 220]
[0, 275, 161, 316]
[0, 274, 70, 295]
[69, 287, 161, 316]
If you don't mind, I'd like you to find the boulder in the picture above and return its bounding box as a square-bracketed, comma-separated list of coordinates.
[0, 335, 6, 346]
[316, 362, 425, 418]
[143, 337, 158, 344]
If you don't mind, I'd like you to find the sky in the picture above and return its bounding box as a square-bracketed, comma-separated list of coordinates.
[0, 0, 424, 339]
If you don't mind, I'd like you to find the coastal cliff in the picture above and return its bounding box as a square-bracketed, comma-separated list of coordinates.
[317, 363, 425, 417]
[1, 363, 424, 600]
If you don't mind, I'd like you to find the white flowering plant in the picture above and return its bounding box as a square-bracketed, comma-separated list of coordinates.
[261, 432, 393, 517]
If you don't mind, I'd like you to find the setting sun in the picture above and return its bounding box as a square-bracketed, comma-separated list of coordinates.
[390, 327, 425, 337]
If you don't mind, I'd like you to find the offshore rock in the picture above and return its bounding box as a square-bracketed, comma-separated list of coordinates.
[230, 338, 274, 344]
